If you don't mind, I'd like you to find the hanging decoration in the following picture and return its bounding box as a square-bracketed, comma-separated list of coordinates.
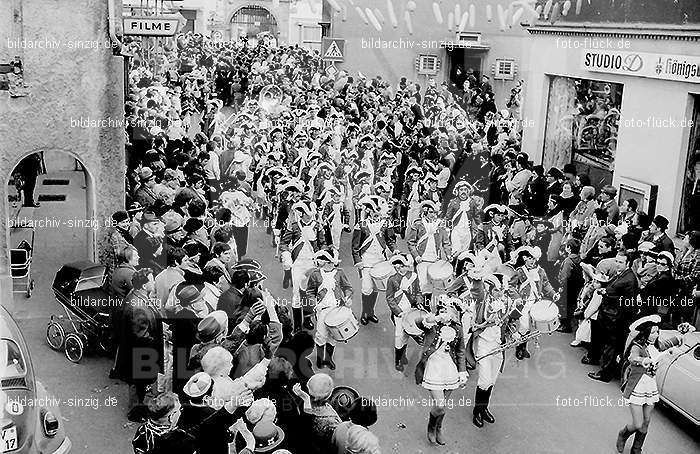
[447, 11, 454, 31]
[356, 6, 369, 24]
[497, 4, 507, 31]
[387, 0, 398, 27]
[455, 3, 461, 22]
[366, 8, 382, 31]
[374, 8, 386, 24]
[458, 11, 469, 32]
[486, 4, 493, 22]
[406, 1, 417, 12]
[562, 0, 572, 16]
[404, 10, 414, 34]
[550, 1, 561, 23]
[342, 4, 348, 21]
[469, 4, 476, 27]
[512, 6, 525, 25]
[543, 0, 553, 18]
[327, 0, 342, 12]
[433, 2, 444, 24]
[575, 0, 583, 15]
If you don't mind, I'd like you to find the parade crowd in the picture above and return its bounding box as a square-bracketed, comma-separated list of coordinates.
[104, 32, 700, 454]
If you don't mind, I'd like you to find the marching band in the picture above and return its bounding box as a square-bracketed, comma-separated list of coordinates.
[232, 103, 573, 445]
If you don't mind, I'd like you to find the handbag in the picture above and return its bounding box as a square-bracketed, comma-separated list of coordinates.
[575, 319, 591, 343]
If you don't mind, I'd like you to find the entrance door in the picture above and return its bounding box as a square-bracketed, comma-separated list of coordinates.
[230, 5, 278, 41]
[448, 49, 483, 89]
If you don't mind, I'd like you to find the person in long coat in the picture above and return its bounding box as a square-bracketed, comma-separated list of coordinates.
[115, 268, 164, 422]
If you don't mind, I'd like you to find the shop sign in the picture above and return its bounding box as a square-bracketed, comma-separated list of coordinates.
[123, 16, 181, 36]
[582, 49, 700, 84]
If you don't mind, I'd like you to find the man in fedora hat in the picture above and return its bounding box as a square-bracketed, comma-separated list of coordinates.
[306, 249, 353, 370]
[407, 200, 451, 305]
[135, 166, 158, 209]
[133, 210, 166, 274]
[600, 184, 620, 225]
[385, 253, 423, 371]
[640, 214, 675, 257]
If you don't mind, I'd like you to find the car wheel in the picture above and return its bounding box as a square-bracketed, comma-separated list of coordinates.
[64, 333, 84, 363]
[46, 322, 65, 351]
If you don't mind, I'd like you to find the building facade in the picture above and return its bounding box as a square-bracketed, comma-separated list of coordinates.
[0, 0, 126, 300]
[328, 0, 532, 111]
[521, 1, 700, 237]
[123, 0, 323, 50]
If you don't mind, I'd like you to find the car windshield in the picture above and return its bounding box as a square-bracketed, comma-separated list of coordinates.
[0, 338, 26, 378]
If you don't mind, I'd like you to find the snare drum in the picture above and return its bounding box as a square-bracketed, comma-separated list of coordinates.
[325, 306, 360, 342]
[529, 299, 560, 333]
[427, 260, 454, 291]
[369, 261, 394, 292]
[402, 308, 428, 345]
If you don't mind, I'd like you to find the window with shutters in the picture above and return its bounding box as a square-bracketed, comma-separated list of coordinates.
[494, 59, 515, 80]
[417, 55, 439, 75]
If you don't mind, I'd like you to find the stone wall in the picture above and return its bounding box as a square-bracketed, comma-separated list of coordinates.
[0, 0, 126, 299]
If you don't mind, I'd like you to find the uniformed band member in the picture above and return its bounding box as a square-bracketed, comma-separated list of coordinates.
[306, 249, 353, 371]
[385, 253, 423, 372]
[466, 274, 515, 428]
[474, 204, 513, 263]
[280, 200, 325, 332]
[444, 181, 478, 263]
[402, 165, 423, 235]
[507, 246, 560, 360]
[407, 200, 451, 304]
[320, 185, 350, 251]
[351, 196, 397, 325]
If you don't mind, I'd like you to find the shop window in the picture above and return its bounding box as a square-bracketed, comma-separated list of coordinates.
[679, 96, 700, 233]
[542, 76, 622, 190]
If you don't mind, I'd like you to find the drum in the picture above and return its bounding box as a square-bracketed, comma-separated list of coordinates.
[324, 306, 359, 342]
[402, 308, 428, 336]
[529, 299, 560, 333]
[427, 260, 454, 291]
[369, 261, 394, 292]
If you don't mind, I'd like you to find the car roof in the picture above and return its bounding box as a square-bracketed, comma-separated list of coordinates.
[0, 305, 35, 380]
[0, 305, 22, 343]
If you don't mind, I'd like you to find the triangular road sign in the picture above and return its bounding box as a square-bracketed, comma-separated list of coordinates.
[324, 41, 343, 59]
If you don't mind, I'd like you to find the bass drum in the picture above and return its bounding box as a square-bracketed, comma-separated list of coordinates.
[325, 306, 359, 342]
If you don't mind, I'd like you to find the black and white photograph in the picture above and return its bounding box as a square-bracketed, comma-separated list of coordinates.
[1, 1, 699, 453]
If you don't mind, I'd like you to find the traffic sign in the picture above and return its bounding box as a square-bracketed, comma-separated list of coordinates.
[322, 38, 345, 62]
[325, 63, 338, 77]
[123, 15, 182, 37]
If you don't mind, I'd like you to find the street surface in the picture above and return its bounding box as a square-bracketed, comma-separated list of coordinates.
[5, 169, 699, 454]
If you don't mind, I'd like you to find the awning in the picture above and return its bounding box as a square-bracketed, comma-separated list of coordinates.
[440, 41, 490, 51]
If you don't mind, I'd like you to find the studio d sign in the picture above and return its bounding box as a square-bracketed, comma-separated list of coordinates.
[582, 49, 700, 84]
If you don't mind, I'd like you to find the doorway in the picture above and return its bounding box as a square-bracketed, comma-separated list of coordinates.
[230, 5, 278, 41]
[679, 95, 700, 233]
[7, 150, 95, 303]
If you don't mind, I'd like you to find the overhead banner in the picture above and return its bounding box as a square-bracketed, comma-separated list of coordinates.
[581, 49, 700, 84]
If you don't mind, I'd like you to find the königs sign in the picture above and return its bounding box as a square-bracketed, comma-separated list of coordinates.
[582, 49, 700, 84]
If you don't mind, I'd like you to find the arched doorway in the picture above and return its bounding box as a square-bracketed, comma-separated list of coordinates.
[230, 5, 278, 41]
[5, 150, 96, 302]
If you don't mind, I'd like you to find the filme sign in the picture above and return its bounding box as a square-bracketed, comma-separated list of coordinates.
[123, 16, 181, 37]
[582, 49, 700, 84]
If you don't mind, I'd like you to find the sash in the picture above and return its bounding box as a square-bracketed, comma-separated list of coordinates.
[291, 220, 316, 256]
[359, 224, 383, 252]
[398, 273, 417, 313]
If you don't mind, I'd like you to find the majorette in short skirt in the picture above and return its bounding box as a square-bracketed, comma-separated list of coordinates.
[624, 374, 659, 406]
[421, 347, 460, 390]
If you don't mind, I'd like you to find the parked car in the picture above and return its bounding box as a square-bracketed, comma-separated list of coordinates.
[1, 305, 71, 453]
[656, 329, 700, 426]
